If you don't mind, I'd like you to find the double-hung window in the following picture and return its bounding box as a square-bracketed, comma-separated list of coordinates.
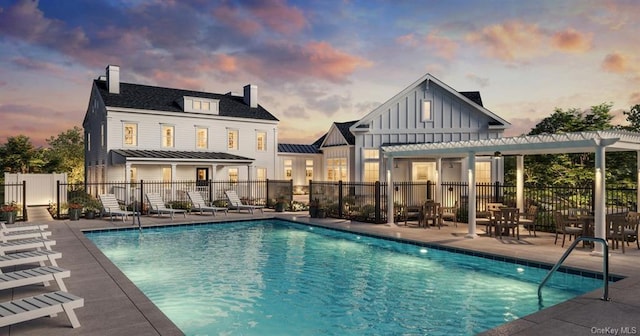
[256, 131, 266, 151]
[124, 123, 137, 146]
[162, 125, 174, 148]
[196, 127, 208, 149]
[228, 129, 238, 150]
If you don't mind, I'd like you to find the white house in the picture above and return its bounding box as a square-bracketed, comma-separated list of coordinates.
[282, 74, 511, 185]
[83, 65, 279, 187]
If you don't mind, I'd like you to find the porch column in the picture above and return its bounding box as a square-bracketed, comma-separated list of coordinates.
[125, 163, 132, 204]
[435, 157, 442, 203]
[637, 151, 640, 211]
[592, 145, 606, 256]
[466, 152, 478, 238]
[386, 156, 397, 226]
[516, 155, 524, 212]
[171, 163, 177, 200]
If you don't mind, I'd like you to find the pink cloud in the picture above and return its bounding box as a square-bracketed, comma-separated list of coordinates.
[551, 28, 592, 53]
[601, 52, 628, 73]
[0, 103, 81, 147]
[466, 20, 544, 62]
[425, 32, 459, 59]
[214, 54, 239, 73]
[212, 5, 262, 37]
[249, 0, 307, 35]
[396, 33, 418, 47]
[304, 41, 372, 81]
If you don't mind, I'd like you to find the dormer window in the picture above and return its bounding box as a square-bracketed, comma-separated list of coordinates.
[181, 96, 219, 114]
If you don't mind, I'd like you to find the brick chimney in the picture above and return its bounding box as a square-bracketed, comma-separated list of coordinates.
[243, 84, 258, 108]
[106, 65, 120, 94]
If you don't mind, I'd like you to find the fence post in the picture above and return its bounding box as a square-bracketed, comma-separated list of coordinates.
[309, 180, 313, 204]
[427, 180, 433, 200]
[338, 181, 343, 218]
[592, 179, 596, 214]
[140, 180, 145, 214]
[494, 181, 501, 203]
[208, 180, 213, 203]
[266, 179, 270, 207]
[375, 181, 381, 223]
[22, 180, 27, 222]
[56, 180, 60, 219]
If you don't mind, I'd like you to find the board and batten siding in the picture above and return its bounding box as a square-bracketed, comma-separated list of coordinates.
[352, 80, 504, 182]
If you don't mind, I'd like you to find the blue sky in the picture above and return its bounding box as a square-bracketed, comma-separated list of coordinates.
[1, 0, 639, 146]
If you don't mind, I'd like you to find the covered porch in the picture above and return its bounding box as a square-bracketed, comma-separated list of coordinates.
[381, 130, 640, 255]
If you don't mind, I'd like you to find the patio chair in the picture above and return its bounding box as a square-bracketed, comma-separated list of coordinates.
[1, 222, 48, 232]
[99, 194, 138, 222]
[401, 204, 422, 226]
[519, 205, 538, 237]
[145, 193, 187, 220]
[224, 190, 264, 214]
[187, 191, 228, 216]
[553, 211, 582, 247]
[440, 201, 458, 227]
[607, 215, 628, 253]
[0, 265, 70, 292]
[422, 201, 441, 229]
[624, 211, 640, 250]
[0, 291, 84, 328]
[495, 207, 520, 240]
[0, 238, 56, 256]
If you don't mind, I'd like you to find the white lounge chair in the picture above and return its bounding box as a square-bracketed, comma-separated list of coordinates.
[225, 190, 264, 214]
[0, 250, 61, 272]
[187, 191, 228, 216]
[0, 265, 70, 292]
[0, 238, 56, 256]
[145, 193, 187, 220]
[1, 222, 48, 232]
[0, 291, 84, 328]
[1, 228, 51, 243]
[98, 194, 138, 222]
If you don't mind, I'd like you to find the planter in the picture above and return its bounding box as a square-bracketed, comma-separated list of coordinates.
[317, 208, 326, 218]
[275, 203, 285, 212]
[309, 206, 318, 218]
[2, 211, 16, 224]
[84, 210, 96, 219]
[69, 208, 82, 221]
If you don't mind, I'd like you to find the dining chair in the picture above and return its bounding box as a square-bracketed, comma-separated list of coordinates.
[553, 211, 582, 247]
[496, 207, 520, 240]
[624, 211, 640, 250]
[422, 201, 441, 229]
[607, 215, 627, 253]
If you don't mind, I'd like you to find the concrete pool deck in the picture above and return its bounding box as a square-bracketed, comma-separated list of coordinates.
[1, 208, 639, 335]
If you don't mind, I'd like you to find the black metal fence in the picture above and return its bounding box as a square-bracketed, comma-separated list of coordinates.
[309, 180, 637, 230]
[53, 179, 293, 219]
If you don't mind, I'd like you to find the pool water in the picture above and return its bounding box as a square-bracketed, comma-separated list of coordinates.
[85, 220, 605, 335]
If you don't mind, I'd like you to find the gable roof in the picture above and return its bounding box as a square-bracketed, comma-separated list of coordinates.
[278, 144, 321, 154]
[94, 80, 278, 121]
[351, 73, 509, 130]
[335, 120, 358, 145]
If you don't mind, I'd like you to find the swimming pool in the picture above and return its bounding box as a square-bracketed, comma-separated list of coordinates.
[85, 219, 608, 335]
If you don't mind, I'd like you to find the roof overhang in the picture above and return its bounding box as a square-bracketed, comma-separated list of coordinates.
[381, 130, 640, 158]
[111, 149, 254, 165]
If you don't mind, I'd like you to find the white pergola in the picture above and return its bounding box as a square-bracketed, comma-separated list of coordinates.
[381, 130, 640, 256]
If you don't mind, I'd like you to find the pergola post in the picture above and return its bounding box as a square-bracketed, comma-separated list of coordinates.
[435, 157, 442, 204]
[386, 156, 397, 226]
[591, 145, 607, 256]
[466, 152, 477, 238]
[516, 155, 524, 212]
[637, 151, 640, 212]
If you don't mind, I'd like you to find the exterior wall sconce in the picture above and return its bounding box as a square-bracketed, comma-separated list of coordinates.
[493, 151, 502, 159]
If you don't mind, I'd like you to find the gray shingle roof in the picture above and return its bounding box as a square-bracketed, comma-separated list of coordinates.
[111, 149, 254, 162]
[335, 120, 358, 145]
[95, 80, 278, 121]
[459, 91, 483, 107]
[278, 144, 321, 154]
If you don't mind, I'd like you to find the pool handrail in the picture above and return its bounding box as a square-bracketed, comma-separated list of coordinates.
[538, 237, 609, 306]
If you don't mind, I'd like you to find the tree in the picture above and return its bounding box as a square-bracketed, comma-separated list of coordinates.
[0, 135, 42, 174]
[44, 126, 84, 183]
[622, 104, 640, 132]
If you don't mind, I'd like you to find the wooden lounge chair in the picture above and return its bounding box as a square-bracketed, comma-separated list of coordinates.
[0, 250, 62, 272]
[440, 201, 458, 227]
[0, 238, 56, 256]
[0, 291, 84, 328]
[0, 266, 70, 292]
[519, 205, 538, 237]
[224, 190, 264, 214]
[145, 193, 187, 220]
[99, 194, 138, 222]
[1, 228, 51, 243]
[187, 191, 228, 216]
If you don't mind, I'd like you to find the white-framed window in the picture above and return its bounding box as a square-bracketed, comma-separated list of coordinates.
[305, 159, 313, 180]
[100, 124, 104, 147]
[228, 168, 238, 183]
[284, 159, 292, 179]
[256, 131, 267, 151]
[162, 125, 174, 148]
[475, 162, 491, 183]
[202, 101, 210, 110]
[412, 162, 436, 182]
[422, 100, 432, 121]
[327, 158, 347, 182]
[228, 129, 238, 150]
[196, 127, 208, 149]
[364, 162, 379, 183]
[124, 123, 137, 146]
[256, 167, 267, 181]
[87, 133, 91, 152]
[162, 167, 172, 182]
[363, 149, 379, 159]
[193, 100, 201, 110]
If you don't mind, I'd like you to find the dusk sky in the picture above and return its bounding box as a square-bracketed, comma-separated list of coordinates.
[1, 0, 639, 147]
